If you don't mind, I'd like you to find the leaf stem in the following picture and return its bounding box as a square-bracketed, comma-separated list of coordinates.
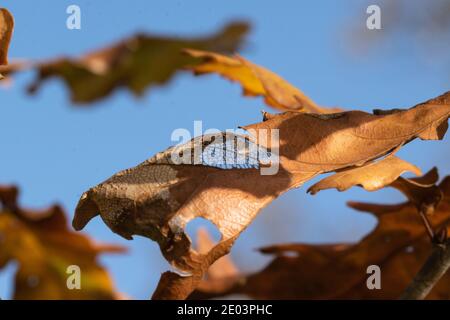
[418, 208, 435, 241]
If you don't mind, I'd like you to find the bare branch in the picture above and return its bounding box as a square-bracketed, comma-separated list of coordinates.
[400, 238, 450, 300]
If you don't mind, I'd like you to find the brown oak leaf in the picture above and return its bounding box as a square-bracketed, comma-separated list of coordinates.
[308, 155, 422, 194]
[73, 92, 449, 299]
[73, 133, 315, 299]
[243, 91, 450, 173]
[190, 171, 450, 299]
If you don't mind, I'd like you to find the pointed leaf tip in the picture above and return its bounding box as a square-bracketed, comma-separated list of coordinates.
[73, 192, 100, 231]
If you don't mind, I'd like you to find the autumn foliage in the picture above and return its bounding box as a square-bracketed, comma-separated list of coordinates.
[1, 7, 450, 300]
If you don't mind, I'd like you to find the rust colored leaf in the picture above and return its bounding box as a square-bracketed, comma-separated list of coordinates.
[0, 185, 125, 299]
[27, 22, 249, 104]
[73, 133, 315, 299]
[73, 92, 449, 299]
[243, 91, 450, 173]
[191, 172, 450, 299]
[308, 156, 422, 194]
[0, 8, 14, 79]
[184, 49, 337, 113]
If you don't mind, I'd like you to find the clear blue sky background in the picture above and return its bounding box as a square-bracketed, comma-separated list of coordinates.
[1, 0, 449, 299]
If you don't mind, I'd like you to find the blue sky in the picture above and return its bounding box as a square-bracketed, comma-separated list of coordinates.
[1, 0, 449, 299]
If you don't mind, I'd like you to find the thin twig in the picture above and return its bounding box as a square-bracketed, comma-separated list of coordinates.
[400, 238, 450, 300]
[418, 208, 435, 241]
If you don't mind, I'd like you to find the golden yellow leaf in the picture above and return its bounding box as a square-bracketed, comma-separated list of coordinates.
[0, 185, 125, 300]
[184, 49, 338, 113]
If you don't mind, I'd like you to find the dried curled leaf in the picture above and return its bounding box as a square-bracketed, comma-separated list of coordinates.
[27, 22, 249, 104]
[243, 91, 450, 173]
[191, 172, 450, 299]
[0, 8, 14, 79]
[73, 133, 315, 299]
[184, 49, 337, 113]
[308, 156, 422, 194]
[74, 92, 449, 299]
[0, 185, 124, 299]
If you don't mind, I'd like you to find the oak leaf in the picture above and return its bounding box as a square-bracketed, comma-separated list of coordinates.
[243, 91, 450, 173]
[73, 92, 450, 299]
[184, 49, 337, 113]
[190, 171, 450, 299]
[27, 22, 249, 104]
[308, 156, 422, 194]
[0, 185, 125, 299]
[73, 133, 315, 299]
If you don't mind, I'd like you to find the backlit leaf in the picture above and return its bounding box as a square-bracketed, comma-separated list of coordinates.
[73, 92, 449, 299]
[184, 49, 338, 113]
[308, 156, 422, 194]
